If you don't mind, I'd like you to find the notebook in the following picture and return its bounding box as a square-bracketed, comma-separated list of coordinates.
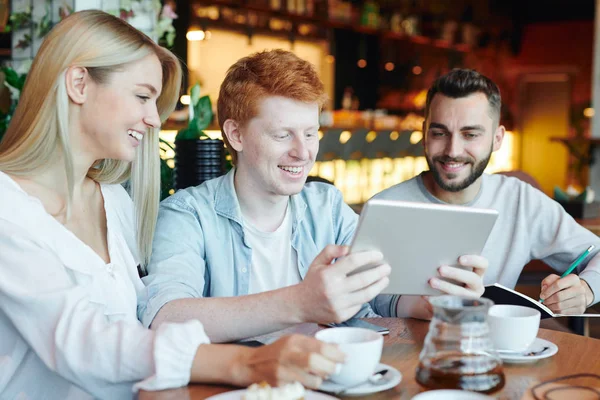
[483, 283, 600, 319]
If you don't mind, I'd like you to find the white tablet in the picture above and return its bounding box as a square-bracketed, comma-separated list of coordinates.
[350, 199, 499, 295]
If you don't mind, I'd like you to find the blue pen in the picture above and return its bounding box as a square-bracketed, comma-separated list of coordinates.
[539, 245, 595, 303]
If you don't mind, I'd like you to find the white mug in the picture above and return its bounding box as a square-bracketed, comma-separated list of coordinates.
[488, 305, 541, 352]
[315, 327, 383, 386]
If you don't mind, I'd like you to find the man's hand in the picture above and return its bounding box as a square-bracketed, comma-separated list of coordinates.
[234, 334, 345, 389]
[293, 245, 391, 324]
[540, 274, 594, 314]
[428, 255, 488, 298]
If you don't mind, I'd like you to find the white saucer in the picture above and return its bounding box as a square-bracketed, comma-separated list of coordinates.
[206, 389, 337, 400]
[411, 389, 494, 399]
[318, 363, 402, 397]
[496, 337, 558, 363]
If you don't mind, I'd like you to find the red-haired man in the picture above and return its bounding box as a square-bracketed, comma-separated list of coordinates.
[140, 50, 486, 342]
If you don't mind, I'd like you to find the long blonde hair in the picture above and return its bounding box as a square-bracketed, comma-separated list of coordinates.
[0, 10, 182, 268]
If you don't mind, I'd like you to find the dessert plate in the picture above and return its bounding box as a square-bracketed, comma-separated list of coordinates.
[206, 389, 337, 400]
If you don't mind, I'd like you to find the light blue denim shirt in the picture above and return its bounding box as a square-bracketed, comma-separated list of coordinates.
[138, 169, 397, 328]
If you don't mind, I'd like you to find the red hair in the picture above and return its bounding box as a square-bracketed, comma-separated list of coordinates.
[217, 49, 327, 164]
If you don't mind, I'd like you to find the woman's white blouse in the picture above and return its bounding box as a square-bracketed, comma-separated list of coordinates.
[0, 172, 210, 399]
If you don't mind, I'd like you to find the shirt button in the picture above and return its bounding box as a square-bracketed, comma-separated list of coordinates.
[242, 268, 247, 273]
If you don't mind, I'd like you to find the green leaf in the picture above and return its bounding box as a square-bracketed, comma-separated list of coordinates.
[194, 95, 213, 131]
[176, 84, 211, 140]
[2, 67, 19, 87]
[2, 67, 27, 94]
[190, 83, 201, 107]
[175, 125, 202, 140]
[16, 74, 26, 90]
[159, 156, 174, 200]
[159, 137, 175, 152]
[165, 31, 176, 48]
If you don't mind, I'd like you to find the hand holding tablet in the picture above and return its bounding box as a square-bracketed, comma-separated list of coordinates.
[349, 199, 498, 296]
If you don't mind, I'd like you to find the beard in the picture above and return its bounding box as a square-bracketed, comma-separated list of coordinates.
[426, 146, 492, 193]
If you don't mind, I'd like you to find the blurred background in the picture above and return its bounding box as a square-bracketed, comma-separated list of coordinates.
[1, 0, 598, 206]
[157, 0, 598, 206]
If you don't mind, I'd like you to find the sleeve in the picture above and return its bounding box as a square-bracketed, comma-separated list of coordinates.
[579, 254, 600, 306]
[138, 197, 210, 328]
[370, 294, 401, 318]
[330, 189, 383, 318]
[526, 185, 600, 305]
[0, 220, 209, 395]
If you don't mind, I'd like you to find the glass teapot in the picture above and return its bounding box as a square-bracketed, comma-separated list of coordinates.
[416, 296, 505, 394]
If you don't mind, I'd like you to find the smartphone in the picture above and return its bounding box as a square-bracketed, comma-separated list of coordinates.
[327, 319, 390, 335]
[234, 340, 265, 347]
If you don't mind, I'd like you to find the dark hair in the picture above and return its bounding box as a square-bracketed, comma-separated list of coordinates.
[425, 69, 501, 123]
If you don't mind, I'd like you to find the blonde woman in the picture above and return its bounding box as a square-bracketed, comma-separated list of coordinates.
[0, 10, 343, 399]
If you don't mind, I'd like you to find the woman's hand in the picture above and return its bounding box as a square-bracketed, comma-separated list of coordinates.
[234, 334, 345, 389]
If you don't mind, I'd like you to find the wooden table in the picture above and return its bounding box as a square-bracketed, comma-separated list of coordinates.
[140, 318, 600, 400]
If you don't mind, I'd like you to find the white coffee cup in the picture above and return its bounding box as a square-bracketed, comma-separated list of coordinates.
[488, 305, 541, 352]
[315, 327, 383, 386]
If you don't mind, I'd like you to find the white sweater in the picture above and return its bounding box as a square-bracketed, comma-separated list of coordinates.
[374, 172, 600, 309]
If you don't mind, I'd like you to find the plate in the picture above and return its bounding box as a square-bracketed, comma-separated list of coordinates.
[318, 363, 402, 397]
[411, 389, 494, 399]
[497, 337, 558, 363]
[206, 389, 337, 400]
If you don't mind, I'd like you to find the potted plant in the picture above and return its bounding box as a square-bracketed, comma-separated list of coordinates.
[159, 137, 175, 200]
[173, 83, 226, 190]
[0, 66, 26, 143]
